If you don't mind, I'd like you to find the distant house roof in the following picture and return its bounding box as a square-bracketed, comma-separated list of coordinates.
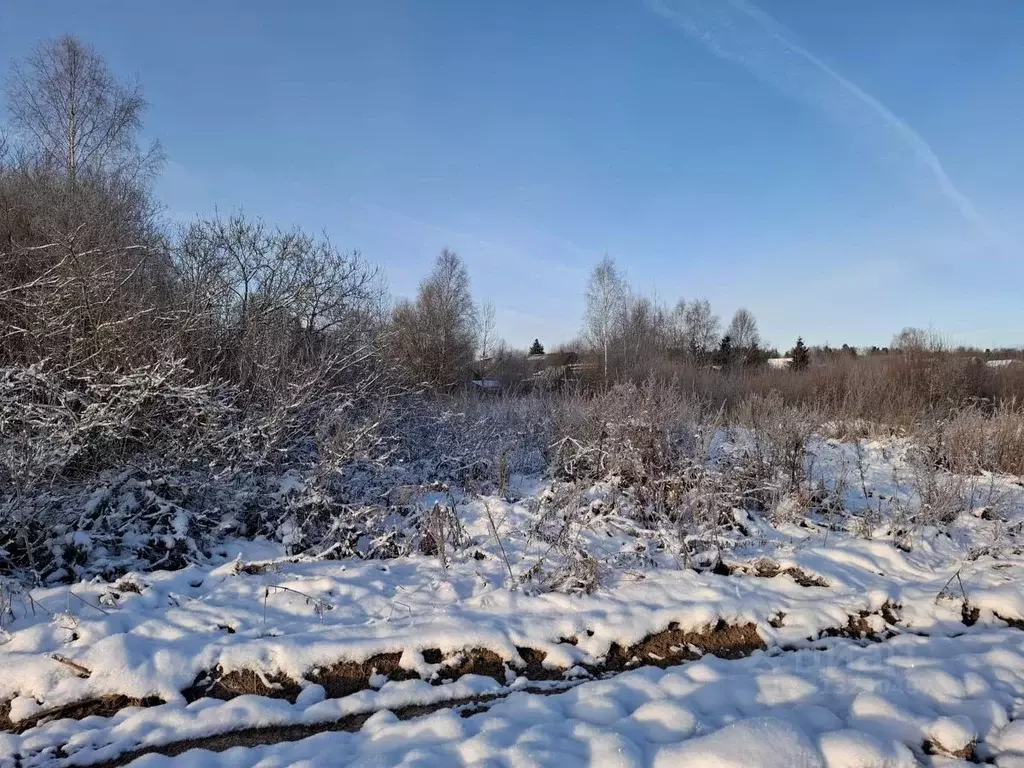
[526, 351, 577, 367]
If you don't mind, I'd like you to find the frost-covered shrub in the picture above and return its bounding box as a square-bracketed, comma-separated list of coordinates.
[372, 393, 552, 487]
[0, 358, 396, 583]
[0, 469, 224, 583]
[0, 360, 570, 583]
[935, 403, 1024, 476]
[733, 392, 821, 493]
[531, 383, 798, 571]
[0, 361, 238, 495]
[550, 381, 701, 483]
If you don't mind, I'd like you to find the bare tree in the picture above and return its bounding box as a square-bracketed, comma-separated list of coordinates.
[477, 300, 497, 359]
[6, 35, 161, 187]
[726, 308, 761, 350]
[892, 327, 944, 353]
[683, 298, 720, 362]
[583, 255, 627, 386]
[171, 213, 384, 395]
[0, 35, 172, 370]
[392, 249, 478, 390]
[618, 294, 673, 378]
[667, 299, 689, 352]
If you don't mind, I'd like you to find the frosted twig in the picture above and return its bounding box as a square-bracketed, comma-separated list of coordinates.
[483, 500, 515, 587]
[51, 653, 91, 678]
[936, 567, 969, 604]
[262, 584, 333, 623]
[69, 591, 110, 616]
[386, 599, 412, 623]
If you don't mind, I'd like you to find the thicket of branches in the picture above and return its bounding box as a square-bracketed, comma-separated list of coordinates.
[1, 37, 1021, 589]
[0, 36, 515, 585]
[0, 37, 399, 580]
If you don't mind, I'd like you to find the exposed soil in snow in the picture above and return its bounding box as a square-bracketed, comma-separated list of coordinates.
[723, 559, 830, 588]
[1, 619, 767, 734]
[33, 618, 1024, 767]
[18, 627, 1024, 768]
[4, 611, 1023, 765]
[87, 699, 479, 768]
[0, 697, 163, 737]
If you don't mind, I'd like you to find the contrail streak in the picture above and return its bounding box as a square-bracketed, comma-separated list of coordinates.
[646, 0, 998, 243]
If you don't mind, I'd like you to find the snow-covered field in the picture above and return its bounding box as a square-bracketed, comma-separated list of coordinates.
[2, 436, 1024, 767]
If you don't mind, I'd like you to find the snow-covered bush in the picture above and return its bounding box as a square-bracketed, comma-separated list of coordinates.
[733, 392, 821, 495]
[0, 358, 397, 583]
[933, 403, 1024, 476]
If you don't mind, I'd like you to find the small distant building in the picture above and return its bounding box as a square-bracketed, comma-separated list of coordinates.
[525, 351, 595, 391]
[469, 375, 502, 394]
[469, 349, 598, 393]
[767, 357, 792, 369]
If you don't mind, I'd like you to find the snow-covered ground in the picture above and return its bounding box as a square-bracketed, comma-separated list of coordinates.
[2, 436, 1024, 767]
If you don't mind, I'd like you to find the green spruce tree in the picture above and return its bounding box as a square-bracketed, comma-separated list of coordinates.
[528, 339, 545, 356]
[789, 337, 810, 370]
[715, 334, 733, 367]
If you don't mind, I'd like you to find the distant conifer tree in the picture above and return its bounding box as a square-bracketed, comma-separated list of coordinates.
[528, 339, 545, 355]
[789, 337, 810, 370]
[715, 334, 733, 366]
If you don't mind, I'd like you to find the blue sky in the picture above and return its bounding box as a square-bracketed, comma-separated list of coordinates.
[2, 1, 1022, 350]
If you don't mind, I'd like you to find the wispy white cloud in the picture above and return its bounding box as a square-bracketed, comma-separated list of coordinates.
[646, 0, 999, 244]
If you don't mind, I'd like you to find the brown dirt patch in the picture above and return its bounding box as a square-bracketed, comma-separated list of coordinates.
[996, 613, 1024, 630]
[2, 695, 163, 735]
[113, 578, 143, 594]
[923, 738, 975, 761]
[819, 602, 901, 642]
[720, 559, 829, 587]
[880, 601, 902, 625]
[184, 667, 302, 703]
[234, 561, 280, 576]
[177, 644, 567, 718]
[308, 652, 418, 699]
[602, 620, 764, 672]
[781, 568, 829, 588]
[437, 648, 507, 684]
[515, 646, 567, 681]
[749, 559, 829, 587]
